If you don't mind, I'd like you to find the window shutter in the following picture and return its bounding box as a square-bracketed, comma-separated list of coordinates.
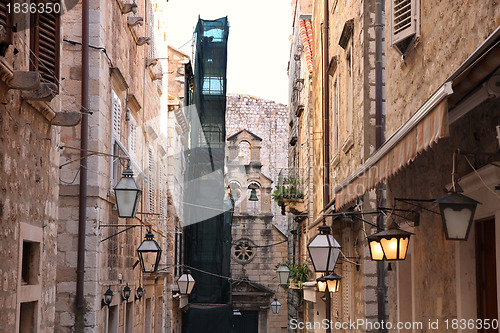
[30, 0, 60, 86]
[391, 0, 418, 45]
[0, 1, 13, 56]
[128, 115, 137, 158]
[112, 91, 122, 140]
[158, 163, 165, 217]
[148, 3, 155, 60]
[147, 148, 155, 213]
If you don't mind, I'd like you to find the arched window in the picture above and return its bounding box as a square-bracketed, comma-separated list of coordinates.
[228, 181, 241, 214]
[238, 141, 251, 165]
[247, 182, 260, 215]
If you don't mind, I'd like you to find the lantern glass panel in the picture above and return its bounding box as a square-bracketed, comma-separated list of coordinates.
[137, 251, 159, 273]
[270, 299, 281, 314]
[398, 237, 409, 260]
[317, 280, 327, 292]
[277, 265, 290, 285]
[114, 176, 142, 218]
[177, 273, 196, 295]
[442, 207, 472, 240]
[369, 240, 385, 260]
[137, 236, 162, 273]
[380, 237, 399, 260]
[327, 279, 340, 293]
[308, 234, 340, 272]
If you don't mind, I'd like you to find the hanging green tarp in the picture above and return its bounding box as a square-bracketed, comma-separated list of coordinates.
[182, 16, 232, 332]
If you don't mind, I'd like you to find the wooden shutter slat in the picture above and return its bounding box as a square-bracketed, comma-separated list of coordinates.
[30, 0, 60, 86]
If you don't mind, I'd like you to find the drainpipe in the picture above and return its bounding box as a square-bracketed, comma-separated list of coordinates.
[322, 1, 331, 332]
[76, 0, 89, 317]
[375, 0, 387, 331]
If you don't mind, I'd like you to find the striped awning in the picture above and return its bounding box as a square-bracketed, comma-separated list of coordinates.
[299, 19, 313, 73]
[334, 83, 453, 209]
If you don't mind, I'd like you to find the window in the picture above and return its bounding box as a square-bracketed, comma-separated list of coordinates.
[158, 162, 166, 217]
[147, 147, 155, 213]
[331, 75, 340, 163]
[391, 0, 420, 55]
[108, 305, 119, 333]
[202, 76, 223, 95]
[111, 142, 126, 188]
[232, 239, 256, 263]
[342, 39, 354, 153]
[21, 241, 40, 285]
[238, 141, 251, 165]
[112, 90, 122, 141]
[19, 301, 38, 333]
[30, 0, 60, 86]
[0, 1, 13, 56]
[145, 298, 152, 333]
[125, 302, 134, 333]
[18, 223, 42, 333]
[128, 115, 137, 159]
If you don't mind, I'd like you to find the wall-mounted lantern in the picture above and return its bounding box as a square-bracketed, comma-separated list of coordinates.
[135, 285, 145, 301]
[367, 224, 412, 261]
[136, 229, 162, 273]
[270, 298, 281, 314]
[177, 270, 196, 295]
[307, 222, 341, 272]
[324, 273, 342, 293]
[435, 191, 480, 241]
[101, 287, 114, 308]
[121, 283, 131, 302]
[114, 161, 142, 218]
[276, 264, 290, 285]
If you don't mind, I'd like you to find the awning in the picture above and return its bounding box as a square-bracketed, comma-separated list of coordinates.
[334, 27, 500, 210]
[334, 83, 453, 209]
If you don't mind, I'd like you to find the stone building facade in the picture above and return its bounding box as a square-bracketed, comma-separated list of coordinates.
[286, 0, 315, 328]
[306, 0, 383, 330]
[56, 0, 172, 332]
[226, 129, 288, 333]
[226, 94, 289, 233]
[164, 44, 190, 333]
[226, 95, 289, 332]
[306, 0, 500, 332]
[0, 5, 64, 331]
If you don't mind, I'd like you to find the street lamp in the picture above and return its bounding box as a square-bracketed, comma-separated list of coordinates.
[276, 264, 290, 285]
[307, 222, 341, 272]
[113, 161, 142, 218]
[177, 270, 196, 295]
[324, 273, 342, 293]
[136, 229, 162, 273]
[435, 191, 480, 240]
[135, 285, 144, 301]
[316, 276, 327, 292]
[270, 298, 281, 314]
[101, 286, 114, 308]
[121, 283, 131, 302]
[367, 224, 412, 261]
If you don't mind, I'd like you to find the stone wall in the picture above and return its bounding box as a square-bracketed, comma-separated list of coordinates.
[311, 0, 384, 330]
[386, 98, 500, 328]
[0, 16, 61, 333]
[56, 0, 168, 331]
[384, 0, 500, 137]
[226, 94, 289, 233]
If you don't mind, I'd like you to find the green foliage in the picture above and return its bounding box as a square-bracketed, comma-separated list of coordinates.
[271, 176, 304, 204]
[275, 261, 310, 284]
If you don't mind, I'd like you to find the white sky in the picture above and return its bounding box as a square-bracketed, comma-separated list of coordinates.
[164, 0, 292, 105]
